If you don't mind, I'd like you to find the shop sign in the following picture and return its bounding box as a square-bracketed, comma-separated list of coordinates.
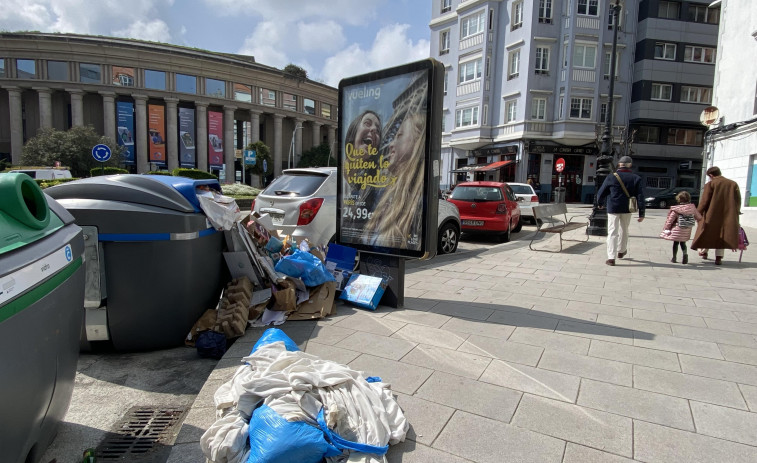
[528, 142, 598, 156]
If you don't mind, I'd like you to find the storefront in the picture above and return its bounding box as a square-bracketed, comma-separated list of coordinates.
[528, 142, 598, 203]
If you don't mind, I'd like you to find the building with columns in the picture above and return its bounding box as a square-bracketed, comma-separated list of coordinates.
[0, 32, 338, 182]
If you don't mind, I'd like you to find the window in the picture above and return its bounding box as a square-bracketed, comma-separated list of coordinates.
[535, 47, 550, 74]
[444, 70, 448, 95]
[0, 59, 5, 77]
[577, 0, 599, 16]
[559, 95, 565, 118]
[260, 88, 276, 106]
[539, 0, 553, 23]
[441, 0, 451, 14]
[283, 93, 297, 111]
[461, 12, 485, 39]
[79, 63, 101, 83]
[459, 58, 482, 83]
[512, 1, 523, 30]
[688, 5, 719, 24]
[570, 97, 592, 119]
[572, 44, 597, 68]
[304, 98, 315, 115]
[667, 128, 703, 146]
[603, 51, 620, 79]
[144, 69, 166, 90]
[456, 106, 479, 127]
[440, 30, 450, 55]
[508, 50, 520, 79]
[16, 59, 36, 79]
[506, 100, 518, 122]
[531, 98, 547, 120]
[233, 83, 252, 103]
[646, 177, 672, 189]
[608, 5, 622, 29]
[654, 42, 676, 60]
[112, 66, 135, 86]
[47, 61, 68, 81]
[321, 103, 332, 118]
[684, 46, 716, 64]
[176, 73, 197, 94]
[651, 83, 673, 101]
[599, 102, 616, 123]
[658, 1, 680, 20]
[636, 126, 660, 143]
[563, 43, 568, 67]
[681, 86, 712, 104]
[206, 78, 225, 98]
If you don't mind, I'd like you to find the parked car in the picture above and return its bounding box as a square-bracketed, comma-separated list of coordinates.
[448, 181, 522, 242]
[252, 167, 461, 254]
[644, 186, 700, 209]
[507, 182, 540, 223]
[8, 168, 72, 180]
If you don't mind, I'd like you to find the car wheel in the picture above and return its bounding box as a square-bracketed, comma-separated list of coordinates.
[499, 221, 511, 243]
[659, 200, 667, 208]
[437, 223, 459, 254]
[513, 218, 523, 233]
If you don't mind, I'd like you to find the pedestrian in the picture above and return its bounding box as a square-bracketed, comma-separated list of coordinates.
[660, 190, 702, 264]
[596, 156, 646, 266]
[692, 166, 741, 265]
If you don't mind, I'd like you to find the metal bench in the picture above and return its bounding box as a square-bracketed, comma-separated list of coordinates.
[529, 203, 589, 252]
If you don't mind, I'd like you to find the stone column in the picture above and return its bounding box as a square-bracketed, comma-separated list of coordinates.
[132, 94, 149, 173]
[249, 110, 261, 143]
[312, 121, 322, 148]
[328, 125, 336, 157]
[6, 87, 24, 165]
[273, 114, 284, 176]
[196, 102, 209, 172]
[223, 105, 237, 184]
[68, 89, 84, 127]
[35, 87, 53, 130]
[294, 118, 304, 167]
[165, 97, 179, 171]
[99, 91, 117, 141]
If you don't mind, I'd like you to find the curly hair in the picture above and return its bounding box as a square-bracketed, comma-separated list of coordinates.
[676, 190, 691, 204]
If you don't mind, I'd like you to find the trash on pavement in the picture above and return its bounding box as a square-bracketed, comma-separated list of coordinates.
[325, 243, 358, 292]
[339, 274, 387, 311]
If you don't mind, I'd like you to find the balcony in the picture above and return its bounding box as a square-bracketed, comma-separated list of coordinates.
[460, 33, 484, 51]
[456, 80, 481, 97]
[572, 69, 596, 83]
[576, 16, 600, 30]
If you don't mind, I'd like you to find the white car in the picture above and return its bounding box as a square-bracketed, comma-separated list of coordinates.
[507, 183, 540, 223]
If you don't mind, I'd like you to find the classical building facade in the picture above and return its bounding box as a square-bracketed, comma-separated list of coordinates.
[0, 32, 338, 182]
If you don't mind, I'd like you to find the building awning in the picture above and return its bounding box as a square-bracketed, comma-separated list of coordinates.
[475, 160, 515, 171]
[449, 165, 484, 173]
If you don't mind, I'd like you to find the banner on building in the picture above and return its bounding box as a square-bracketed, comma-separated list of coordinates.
[208, 110, 224, 168]
[116, 101, 135, 165]
[178, 107, 196, 168]
[148, 104, 166, 165]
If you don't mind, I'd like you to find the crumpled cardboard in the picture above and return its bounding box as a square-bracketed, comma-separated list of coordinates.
[271, 279, 297, 312]
[288, 281, 336, 321]
[185, 309, 218, 347]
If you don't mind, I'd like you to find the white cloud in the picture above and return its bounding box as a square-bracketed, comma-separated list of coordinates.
[238, 21, 290, 68]
[297, 20, 345, 53]
[320, 23, 430, 87]
[204, 0, 381, 26]
[114, 19, 172, 43]
[0, 1, 53, 30]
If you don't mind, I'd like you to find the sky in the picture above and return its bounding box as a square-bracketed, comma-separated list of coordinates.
[1, 0, 433, 88]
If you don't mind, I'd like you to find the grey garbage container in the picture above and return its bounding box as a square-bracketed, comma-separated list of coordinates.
[0, 173, 85, 463]
[46, 174, 227, 351]
[552, 187, 566, 203]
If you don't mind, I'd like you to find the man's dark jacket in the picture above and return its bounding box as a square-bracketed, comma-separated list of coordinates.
[596, 168, 646, 217]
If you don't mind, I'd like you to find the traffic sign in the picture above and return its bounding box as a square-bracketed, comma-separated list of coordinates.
[263, 159, 268, 172]
[555, 157, 566, 173]
[244, 149, 257, 166]
[92, 144, 112, 162]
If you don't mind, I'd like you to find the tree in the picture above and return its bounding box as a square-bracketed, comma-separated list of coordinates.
[283, 64, 308, 80]
[21, 126, 124, 177]
[298, 143, 336, 168]
[245, 141, 272, 184]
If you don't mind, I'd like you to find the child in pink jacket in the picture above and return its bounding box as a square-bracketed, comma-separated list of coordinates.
[660, 190, 703, 264]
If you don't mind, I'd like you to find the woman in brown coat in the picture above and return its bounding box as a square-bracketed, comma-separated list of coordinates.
[691, 166, 741, 265]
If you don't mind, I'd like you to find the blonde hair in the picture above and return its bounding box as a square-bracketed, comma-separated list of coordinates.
[676, 190, 691, 204]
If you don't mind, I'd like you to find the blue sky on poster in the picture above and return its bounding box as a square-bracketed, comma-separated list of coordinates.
[1, 0, 432, 87]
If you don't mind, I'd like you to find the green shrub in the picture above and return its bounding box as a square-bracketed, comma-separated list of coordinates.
[91, 166, 129, 176]
[36, 178, 78, 189]
[221, 183, 261, 197]
[172, 168, 218, 180]
[147, 170, 172, 176]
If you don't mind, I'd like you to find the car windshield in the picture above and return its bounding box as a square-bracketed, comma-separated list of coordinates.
[262, 173, 328, 197]
[450, 186, 503, 202]
[509, 185, 533, 195]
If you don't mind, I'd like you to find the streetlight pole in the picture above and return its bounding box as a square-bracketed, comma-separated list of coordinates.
[288, 123, 302, 169]
[587, 0, 621, 236]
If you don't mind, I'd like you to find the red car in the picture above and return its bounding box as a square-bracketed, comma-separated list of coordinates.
[448, 181, 522, 242]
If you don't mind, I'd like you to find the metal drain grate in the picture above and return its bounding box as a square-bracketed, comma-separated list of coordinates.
[96, 406, 187, 460]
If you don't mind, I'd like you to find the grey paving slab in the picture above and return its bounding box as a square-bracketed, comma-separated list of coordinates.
[538, 350, 633, 386]
[166, 442, 207, 463]
[308, 324, 356, 345]
[433, 410, 566, 463]
[386, 440, 472, 463]
[479, 359, 580, 403]
[634, 420, 757, 463]
[577, 378, 694, 431]
[632, 308, 707, 327]
[633, 333, 723, 359]
[671, 324, 757, 348]
[555, 320, 636, 345]
[508, 326, 591, 355]
[733, 311, 757, 324]
[529, 304, 599, 323]
[303, 341, 361, 365]
[174, 406, 215, 445]
[633, 365, 747, 410]
[600, 295, 664, 311]
[566, 300, 633, 318]
[562, 443, 637, 463]
[679, 354, 757, 387]
[739, 384, 757, 412]
[401, 344, 491, 379]
[507, 293, 570, 309]
[440, 317, 516, 340]
[486, 309, 560, 331]
[333, 313, 407, 336]
[704, 317, 757, 335]
[349, 354, 433, 395]
[335, 331, 416, 361]
[663, 303, 739, 321]
[414, 371, 522, 423]
[693, 299, 757, 313]
[588, 340, 681, 371]
[457, 335, 544, 366]
[596, 314, 673, 335]
[511, 394, 633, 457]
[660, 287, 725, 301]
[393, 392, 455, 446]
[690, 401, 757, 446]
[383, 309, 451, 328]
[403, 297, 439, 311]
[391, 323, 468, 350]
[430, 301, 495, 321]
[631, 291, 696, 306]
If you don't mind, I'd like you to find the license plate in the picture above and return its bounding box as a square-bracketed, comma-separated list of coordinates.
[268, 213, 284, 224]
[462, 220, 484, 226]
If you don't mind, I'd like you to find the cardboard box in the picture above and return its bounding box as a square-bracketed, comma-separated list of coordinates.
[325, 244, 358, 291]
[288, 281, 336, 320]
[339, 274, 386, 311]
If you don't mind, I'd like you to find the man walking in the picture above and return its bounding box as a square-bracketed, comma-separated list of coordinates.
[596, 156, 646, 266]
[692, 166, 741, 265]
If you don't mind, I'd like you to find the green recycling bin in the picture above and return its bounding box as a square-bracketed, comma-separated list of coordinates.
[0, 173, 85, 463]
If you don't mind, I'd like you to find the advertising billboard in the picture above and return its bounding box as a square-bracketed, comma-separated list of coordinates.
[116, 101, 135, 165]
[148, 104, 166, 164]
[337, 59, 443, 258]
[207, 110, 224, 168]
[178, 107, 196, 167]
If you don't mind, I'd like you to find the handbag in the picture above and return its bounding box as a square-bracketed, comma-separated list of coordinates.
[613, 173, 638, 213]
[677, 214, 696, 228]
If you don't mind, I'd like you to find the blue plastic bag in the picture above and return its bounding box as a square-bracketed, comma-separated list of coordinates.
[196, 331, 226, 359]
[247, 405, 341, 463]
[251, 328, 300, 354]
[274, 250, 336, 287]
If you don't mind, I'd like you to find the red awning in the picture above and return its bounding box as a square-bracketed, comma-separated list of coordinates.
[474, 160, 514, 171]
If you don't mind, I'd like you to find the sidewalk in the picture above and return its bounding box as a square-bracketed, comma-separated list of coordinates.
[169, 207, 757, 462]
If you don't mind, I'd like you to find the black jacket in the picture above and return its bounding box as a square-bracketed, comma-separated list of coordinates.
[596, 168, 645, 217]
